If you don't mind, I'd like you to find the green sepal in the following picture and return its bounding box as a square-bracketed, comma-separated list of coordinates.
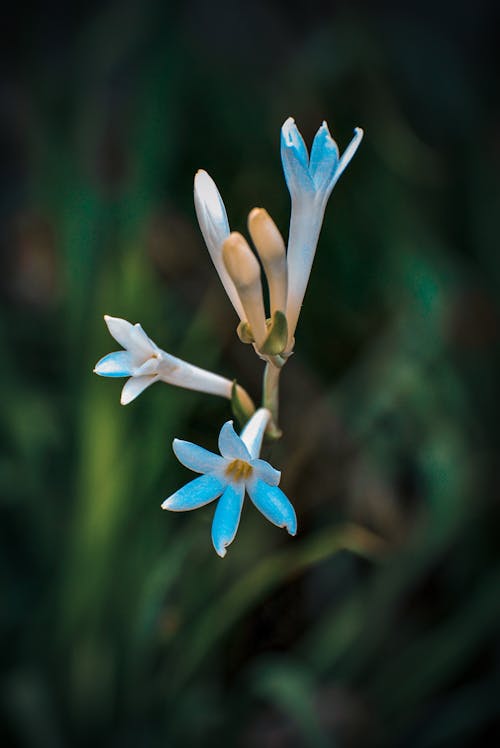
[260, 310, 288, 356]
[264, 420, 283, 441]
[236, 321, 254, 344]
[231, 380, 255, 428]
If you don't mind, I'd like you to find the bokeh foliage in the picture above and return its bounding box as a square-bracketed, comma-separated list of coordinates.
[1, 1, 500, 746]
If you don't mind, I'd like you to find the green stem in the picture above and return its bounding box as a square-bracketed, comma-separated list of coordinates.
[262, 361, 282, 438]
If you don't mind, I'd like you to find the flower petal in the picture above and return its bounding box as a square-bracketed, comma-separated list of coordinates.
[218, 420, 251, 461]
[120, 374, 158, 405]
[104, 315, 153, 359]
[309, 120, 340, 195]
[94, 351, 133, 377]
[247, 478, 297, 536]
[194, 169, 229, 242]
[161, 474, 225, 511]
[173, 439, 225, 474]
[240, 408, 271, 458]
[280, 117, 314, 196]
[334, 127, 364, 185]
[194, 170, 245, 321]
[133, 357, 160, 376]
[211, 482, 245, 557]
[250, 458, 281, 486]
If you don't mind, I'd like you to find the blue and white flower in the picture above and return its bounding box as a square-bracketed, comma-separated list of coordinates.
[94, 315, 238, 405]
[162, 408, 297, 557]
[281, 117, 363, 352]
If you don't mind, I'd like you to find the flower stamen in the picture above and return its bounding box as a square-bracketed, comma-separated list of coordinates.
[225, 459, 253, 482]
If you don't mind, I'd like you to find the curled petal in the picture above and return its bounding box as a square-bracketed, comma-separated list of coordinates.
[247, 478, 297, 536]
[280, 117, 314, 196]
[162, 474, 225, 511]
[173, 439, 225, 474]
[218, 421, 251, 461]
[104, 315, 154, 359]
[211, 482, 245, 557]
[309, 121, 340, 195]
[250, 458, 281, 486]
[94, 351, 133, 377]
[120, 374, 158, 405]
[335, 127, 364, 184]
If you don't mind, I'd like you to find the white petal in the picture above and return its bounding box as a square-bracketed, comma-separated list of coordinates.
[250, 458, 280, 486]
[334, 127, 364, 184]
[173, 439, 225, 474]
[120, 375, 158, 405]
[104, 315, 154, 359]
[211, 482, 245, 557]
[133, 357, 160, 376]
[194, 170, 246, 321]
[218, 421, 251, 461]
[240, 408, 271, 458]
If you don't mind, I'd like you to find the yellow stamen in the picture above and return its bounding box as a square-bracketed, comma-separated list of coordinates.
[225, 459, 253, 482]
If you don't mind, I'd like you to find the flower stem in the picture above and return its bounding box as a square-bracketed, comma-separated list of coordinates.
[262, 361, 283, 439]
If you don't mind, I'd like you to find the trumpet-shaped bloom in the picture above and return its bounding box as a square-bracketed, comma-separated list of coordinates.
[194, 169, 246, 322]
[281, 117, 363, 351]
[94, 315, 235, 405]
[162, 408, 297, 557]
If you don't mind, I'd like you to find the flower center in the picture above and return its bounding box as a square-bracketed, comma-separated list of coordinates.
[225, 459, 253, 482]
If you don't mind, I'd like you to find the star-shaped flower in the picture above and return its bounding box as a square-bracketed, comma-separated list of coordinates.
[162, 408, 297, 557]
[94, 315, 240, 405]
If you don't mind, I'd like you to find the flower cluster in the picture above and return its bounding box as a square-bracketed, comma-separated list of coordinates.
[95, 117, 363, 556]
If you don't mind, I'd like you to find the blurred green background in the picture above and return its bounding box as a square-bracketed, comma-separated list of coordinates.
[1, 1, 500, 745]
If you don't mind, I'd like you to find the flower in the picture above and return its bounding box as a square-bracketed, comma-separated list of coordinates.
[162, 408, 297, 557]
[194, 169, 245, 322]
[94, 315, 245, 406]
[281, 117, 363, 352]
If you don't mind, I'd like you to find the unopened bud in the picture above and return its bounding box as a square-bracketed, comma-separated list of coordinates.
[248, 208, 288, 316]
[222, 233, 267, 347]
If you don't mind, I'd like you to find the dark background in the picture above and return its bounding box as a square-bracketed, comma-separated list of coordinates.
[1, 1, 500, 746]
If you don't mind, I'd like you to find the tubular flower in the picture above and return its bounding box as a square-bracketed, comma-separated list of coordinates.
[194, 169, 245, 322]
[162, 408, 297, 557]
[281, 117, 363, 352]
[94, 315, 243, 406]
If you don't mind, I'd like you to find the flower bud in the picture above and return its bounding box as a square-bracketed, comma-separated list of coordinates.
[248, 207, 288, 316]
[222, 232, 267, 347]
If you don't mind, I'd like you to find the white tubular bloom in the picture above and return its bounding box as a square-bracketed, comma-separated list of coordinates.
[281, 117, 363, 352]
[248, 208, 288, 317]
[94, 315, 237, 405]
[222, 232, 268, 349]
[194, 169, 246, 321]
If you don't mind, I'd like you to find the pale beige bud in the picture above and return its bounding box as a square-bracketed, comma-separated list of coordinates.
[248, 208, 288, 316]
[222, 232, 267, 347]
